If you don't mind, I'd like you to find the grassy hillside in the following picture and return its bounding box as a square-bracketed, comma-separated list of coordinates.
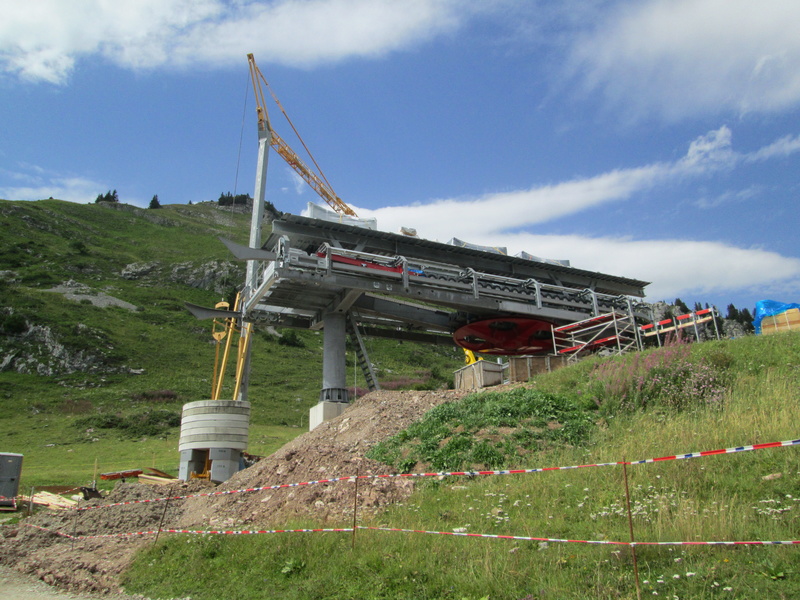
[123, 331, 800, 600]
[0, 199, 462, 485]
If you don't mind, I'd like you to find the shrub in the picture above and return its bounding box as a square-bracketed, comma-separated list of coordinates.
[277, 330, 305, 348]
[587, 337, 727, 413]
[0, 313, 28, 335]
[75, 409, 180, 439]
[367, 387, 594, 472]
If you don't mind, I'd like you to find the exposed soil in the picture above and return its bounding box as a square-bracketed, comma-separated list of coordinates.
[0, 389, 469, 595]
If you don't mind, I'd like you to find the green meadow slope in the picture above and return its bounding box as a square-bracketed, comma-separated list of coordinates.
[122, 331, 800, 600]
[0, 199, 462, 485]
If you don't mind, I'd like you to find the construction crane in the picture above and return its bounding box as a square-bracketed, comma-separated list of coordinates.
[247, 53, 357, 217]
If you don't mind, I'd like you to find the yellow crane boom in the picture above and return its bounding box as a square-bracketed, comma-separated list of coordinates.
[247, 53, 357, 217]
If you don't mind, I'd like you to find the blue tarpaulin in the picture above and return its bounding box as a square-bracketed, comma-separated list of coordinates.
[753, 299, 800, 334]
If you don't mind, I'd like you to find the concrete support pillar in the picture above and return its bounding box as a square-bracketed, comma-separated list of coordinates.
[319, 312, 349, 403]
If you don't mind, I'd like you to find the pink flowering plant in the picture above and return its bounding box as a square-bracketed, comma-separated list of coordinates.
[586, 334, 728, 414]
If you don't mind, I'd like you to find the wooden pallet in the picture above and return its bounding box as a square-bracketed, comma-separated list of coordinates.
[761, 308, 800, 335]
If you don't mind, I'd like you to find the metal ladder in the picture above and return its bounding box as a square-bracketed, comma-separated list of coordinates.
[346, 312, 380, 392]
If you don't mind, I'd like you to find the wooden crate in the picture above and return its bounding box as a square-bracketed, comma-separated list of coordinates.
[761, 308, 800, 335]
[508, 355, 568, 382]
[454, 360, 505, 390]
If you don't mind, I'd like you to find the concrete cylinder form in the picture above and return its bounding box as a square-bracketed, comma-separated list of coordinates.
[178, 400, 251, 451]
[178, 400, 250, 482]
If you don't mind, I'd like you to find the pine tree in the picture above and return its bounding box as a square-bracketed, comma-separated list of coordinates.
[95, 189, 120, 204]
[149, 195, 161, 209]
[726, 304, 740, 321]
[674, 298, 690, 314]
[739, 308, 755, 332]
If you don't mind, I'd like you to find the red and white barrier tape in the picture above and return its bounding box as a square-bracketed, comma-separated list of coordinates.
[72, 437, 800, 512]
[361, 526, 627, 545]
[22, 522, 800, 547]
[23, 523, 352, 540]
[9, 438, 800, 512]
[627, 439, 800, 464]
[360, 526, 800, 546]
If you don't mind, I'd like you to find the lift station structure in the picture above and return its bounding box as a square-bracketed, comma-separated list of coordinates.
[180, 55, 650, 481]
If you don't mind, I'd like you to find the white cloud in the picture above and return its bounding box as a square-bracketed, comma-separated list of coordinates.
[286, 169, 307, 195]
[569, 0, 800, 120]
[362, 164, 665, 240]
[0, 165, 158, 207]
[504, 234, 800, 302]
[677, 126, 735, 173]
[746, 134, 800, 162]
[0, 165, 104, 204]
[0, 0, 466, 84]
[360, 126, 758, 240]
[351, 126, 800, 302]
[693, 186, 763, 210]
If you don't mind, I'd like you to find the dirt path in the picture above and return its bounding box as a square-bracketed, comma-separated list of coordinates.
[0, 566, 144, 600]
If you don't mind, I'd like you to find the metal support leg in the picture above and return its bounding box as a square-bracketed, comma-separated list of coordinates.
[320, 312, 349, 403]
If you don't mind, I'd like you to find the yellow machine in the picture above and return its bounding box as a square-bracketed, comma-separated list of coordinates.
[209, 293, 252, 402]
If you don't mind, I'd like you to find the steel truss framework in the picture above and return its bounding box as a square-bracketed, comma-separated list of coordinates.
[228, 214, 650, 344]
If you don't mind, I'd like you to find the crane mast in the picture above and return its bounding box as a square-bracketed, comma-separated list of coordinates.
[246, 53, 357, 217]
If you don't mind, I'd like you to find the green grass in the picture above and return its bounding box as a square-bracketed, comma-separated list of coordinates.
[0, 198, 462, 489]
[367, 387, 595, 473]
[5, 199, 800, 598]
[121, 332, 800, 600]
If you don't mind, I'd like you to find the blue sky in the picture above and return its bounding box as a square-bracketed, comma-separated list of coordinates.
[1, 0, 799, 314]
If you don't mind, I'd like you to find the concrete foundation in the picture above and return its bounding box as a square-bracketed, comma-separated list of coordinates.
[178, 400, 250, 483]
[309, 401, 348, 431]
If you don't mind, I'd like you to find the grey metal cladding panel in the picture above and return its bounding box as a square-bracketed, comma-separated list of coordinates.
[353, 295, 453, 329]
[268, 215, 649, 296]
[267, 265, 598, 321]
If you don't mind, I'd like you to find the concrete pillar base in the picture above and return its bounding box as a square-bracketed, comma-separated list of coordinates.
[309, 401, 348, 431]
[319, 387, 349, 403]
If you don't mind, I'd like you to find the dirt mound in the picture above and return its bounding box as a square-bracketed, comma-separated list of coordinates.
[0, 389, 467, 594]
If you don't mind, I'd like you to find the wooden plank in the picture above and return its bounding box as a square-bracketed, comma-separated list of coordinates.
[139, 474, 177, 486]
[144, 467, 177, 479]
[19, 491, 78, 510]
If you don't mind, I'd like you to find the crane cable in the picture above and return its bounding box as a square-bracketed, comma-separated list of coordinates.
[232, 71, 250, 200]
[253, 69, 338, 195]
